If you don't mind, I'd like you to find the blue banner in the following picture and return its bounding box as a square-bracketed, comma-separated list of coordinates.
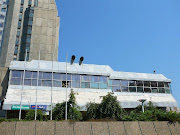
[31, 105, 47, 110]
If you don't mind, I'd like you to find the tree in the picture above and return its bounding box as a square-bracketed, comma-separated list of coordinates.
[25, 109, 43, 121]
[53, 90, 82, 121]
[86, 92, 122, 120]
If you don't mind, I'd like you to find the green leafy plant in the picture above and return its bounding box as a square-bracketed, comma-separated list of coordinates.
[53, 90, 82, 121]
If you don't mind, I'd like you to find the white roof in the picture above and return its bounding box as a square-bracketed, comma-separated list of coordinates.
[9, 60, 171, 82]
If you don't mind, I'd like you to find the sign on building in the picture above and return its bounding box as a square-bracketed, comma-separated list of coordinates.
[12, 105, 29, 110]
[31, 105, 47, 110]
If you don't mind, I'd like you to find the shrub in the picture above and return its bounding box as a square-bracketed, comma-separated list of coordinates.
[25, 109, 43, 121]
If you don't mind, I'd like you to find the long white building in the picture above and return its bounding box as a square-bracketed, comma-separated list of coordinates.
[2, 60, 178, 116]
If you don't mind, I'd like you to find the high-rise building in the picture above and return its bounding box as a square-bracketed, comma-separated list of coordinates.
[0, 0, 9, 53]
[0, 0, 59, 67]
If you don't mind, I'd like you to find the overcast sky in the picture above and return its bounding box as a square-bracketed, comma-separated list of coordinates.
[55, 0, 180, 107]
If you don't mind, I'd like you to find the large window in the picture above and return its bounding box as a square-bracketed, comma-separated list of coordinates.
[10, 70, 171, 94]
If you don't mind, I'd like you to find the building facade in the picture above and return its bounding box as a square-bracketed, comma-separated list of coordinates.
[0, 0, 8, 53]
[2, 60, 178, 116]
[0, 0, 59, 67]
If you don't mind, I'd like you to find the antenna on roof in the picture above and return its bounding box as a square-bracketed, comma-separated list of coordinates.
[71, 55, 75, 65]
[79, 57, 84, 65]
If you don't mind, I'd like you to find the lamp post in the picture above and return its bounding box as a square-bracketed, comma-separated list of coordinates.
[138, 99, 147, 113]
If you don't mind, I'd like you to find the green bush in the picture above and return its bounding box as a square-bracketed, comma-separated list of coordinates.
[86, 93, 122, 120]
[25, 109, 43, 121]
[0, 118, 5, 123]
[53, 90, 82, 121]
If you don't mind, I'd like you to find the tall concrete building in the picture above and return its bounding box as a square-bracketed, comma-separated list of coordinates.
[0, 0, 9, 52]
[0, 0, 60, 67]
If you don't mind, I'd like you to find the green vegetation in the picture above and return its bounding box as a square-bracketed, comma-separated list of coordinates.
[122, 102, 180, 123]
[25, 109, 44, 121]
[53, 90, 82, 121]
[86, 92, 122, 120]
[1, 92, 180, 123]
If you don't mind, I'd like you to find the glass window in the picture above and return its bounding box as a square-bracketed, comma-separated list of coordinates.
[62, 74, 71, 80]
[0, 31, 2, 35]
[62, 81, 71, 88]
[151, 82, 157, 87]
[113, 86, 121, 92]
[0, 15, 4, 19]
[99, 83, 108, 89]
[29, 12, 34, 17]
[121, 87, 128, 92]
[159, 88, 165, 93]
[18, 22, 21, 29]
[109, 80, 112, 86]
[121, 80, 128, 86]
[32, 72, 37, 78]
[32, 79, 41, 86]
[0, 23, 3, 27]
[28, 21, 33, 25]
[144, 88, 151, 93]
[11, 78, 21, 85]
[42, 80, 52, 87]
[158, 82, 164, 87]
[72, 82, 80, 88]
[91, 76, 99, 82]
[136, 81, 143, 86]
[25, 71, 32, 78]
[81, 82, 90, 88]
[20, 6, 23, 13]
[17, 30, 20, 36]
[99, 76, 107, 83]
[137, 87, 144, 93]
[129, 87, 136, 92]
[164, 82, 169, 88]
[24, 79, 31, 86]
[1, 8, 6, 12]
[19, 14, 22, 20]
[82, 75, 90, 82]
[90, 83, 99, 89]
[21, 0, 24, 5]
[53, 80, 61, 87]
[152, 88, 158, 93]
[109, 86, 112, 90]
[39, 72, 43, 79]
[72, 75, 80, 81]
[12, 70, 23, 78]
[128, 81, 136, 86]
[112, 80, 120, 86]
[43, 72, 52, 79]
[144, 81, 150, 87]
[53, 73, 61, 80]
[165, 88, 170, 94]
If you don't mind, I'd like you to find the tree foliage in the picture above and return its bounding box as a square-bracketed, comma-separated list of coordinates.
[122, 101, 180, 123]
[25, 109, 44, 121]
[53, 90, 82, 121]
[86, 93, 122, 120]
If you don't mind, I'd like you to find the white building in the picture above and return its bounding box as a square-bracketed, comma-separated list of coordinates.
[2, 60, 178, 116]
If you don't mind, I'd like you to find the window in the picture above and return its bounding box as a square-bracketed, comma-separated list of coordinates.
[62, 81, 71, 88]
[72, 82, 80, 88]
[20, 6, 23, 13]
[0, 15, 5, 19]
[43, 72, 52, 79]
[62, 74, 71, 80]
[90, 83, 99, 89]
[11, 78, 21, 85]
[151, 82, 157, 87]
[0, 31, 2, 35]
[113, 86, 121, 92]
[128, 81, 136, 86]
[18, 22, 21, 29]
[121, 87, 128, 92]
[0, 23, 3, 27]
[12, 71, 23, 78]
[19, 14, 22, 20]
[25, 71, 32, 78]
[82, 75, 90, 81]
[21, 0, 24, 5]
[144, 81, 150, 87]
[81, 82, 90, 88]
[144, 88, 151, 93]
[53, 73, 61, 80]
[28, 0, 32, 6]
[136, 81, 143, 86]
[159, 88, 165, 93]
[42, 80, 52, 87]
[99, 83, 108, 89]
[1, 8, 6, 12]
[121, 80, 128, 86]
[137, 87, 143, 93]
[152, 88, 158, 93]
[53, 80, 61, 87]
[129, 87, 136, 92]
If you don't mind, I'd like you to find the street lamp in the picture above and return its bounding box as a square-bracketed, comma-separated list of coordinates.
[138, 99, 147, 113]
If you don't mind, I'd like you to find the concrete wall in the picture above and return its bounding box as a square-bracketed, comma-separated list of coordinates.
[29, 0, 59, 62]
[0, 121, 179, 135]
[0, 67, 8, 101]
